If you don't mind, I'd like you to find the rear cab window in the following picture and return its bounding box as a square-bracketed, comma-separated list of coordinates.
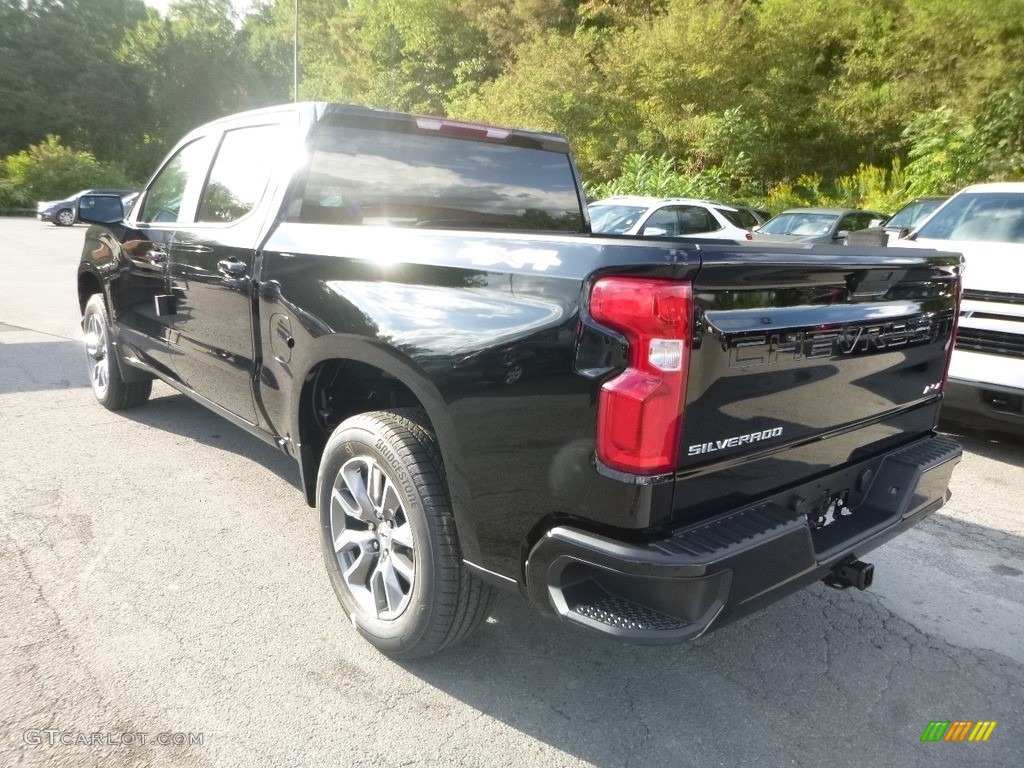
[289, 115, 585, 233]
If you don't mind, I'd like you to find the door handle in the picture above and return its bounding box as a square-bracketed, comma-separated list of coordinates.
[217, 258, 248, 277]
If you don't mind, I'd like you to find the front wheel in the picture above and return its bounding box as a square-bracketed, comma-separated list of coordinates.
[317, 409, 493, 659]
[83, 294, 152, 410]
[55, 208, 74, 226]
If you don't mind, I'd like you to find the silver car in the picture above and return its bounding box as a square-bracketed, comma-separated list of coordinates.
[751, 207, 886, 244]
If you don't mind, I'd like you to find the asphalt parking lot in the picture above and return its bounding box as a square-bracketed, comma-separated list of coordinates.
[1, 216, 1022, 767]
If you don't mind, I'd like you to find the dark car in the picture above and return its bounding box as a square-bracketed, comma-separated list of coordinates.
[37, 188, 134, 226]
[751, 207, 887, 244]
[727, 204, 772, 228]
[879, 196, 948, 243]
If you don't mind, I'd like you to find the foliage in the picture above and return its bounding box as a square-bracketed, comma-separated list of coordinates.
[901, 108, 990, 197]
[833, 162, 909, 215]
[118, 0, 290, 165]
[585, 152, 751, 204]
[0, 178, 32, 213]
[977, 87, 1024, 178]
[452, 29, 619, 178]
[1, 0, 1023, 216]
[0, 0, 151, 161]
[2, 136, 135, 202]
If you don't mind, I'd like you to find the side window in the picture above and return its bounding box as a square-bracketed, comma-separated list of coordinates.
[641, 208, 679, 235]
[140, 139, 211, 224]
[836, 213, 859, 233]
[197, 124, 284, 223]
[855, 213, 877, 230]
[679, 206, 719, 234]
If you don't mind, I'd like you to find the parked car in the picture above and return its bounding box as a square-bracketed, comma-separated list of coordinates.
[37, 188, 134, 226]
[845, 196, 947, 246]
[588, 196, 754, 240]
[879, 196, 947, 242]
[891, 182, 1024, 432]
[752, 207, 886, 244]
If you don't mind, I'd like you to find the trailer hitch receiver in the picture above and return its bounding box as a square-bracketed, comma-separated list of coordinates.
[823, 558, 874, 591]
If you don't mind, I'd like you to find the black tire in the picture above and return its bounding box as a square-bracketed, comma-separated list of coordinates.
[317, 409, 494, 659]
[55, 208, 74, 226]
[83, 294, 152, 410]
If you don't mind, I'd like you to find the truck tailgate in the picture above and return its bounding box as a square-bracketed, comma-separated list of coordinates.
[673, 244, 961, 521]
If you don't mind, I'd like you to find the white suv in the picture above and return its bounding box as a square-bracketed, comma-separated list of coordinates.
[588, 196, 754, 241]
[892, 182, 1024, 432]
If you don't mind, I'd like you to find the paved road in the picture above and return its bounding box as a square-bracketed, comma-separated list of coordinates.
[1, 217, 1021, 767]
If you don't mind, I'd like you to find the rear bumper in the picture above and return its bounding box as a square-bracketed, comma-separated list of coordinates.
[525, 434, 961, 643]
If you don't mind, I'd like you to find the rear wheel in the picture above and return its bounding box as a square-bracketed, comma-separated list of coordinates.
[317, 409, 493, 659]
[83, 294, 152, 410]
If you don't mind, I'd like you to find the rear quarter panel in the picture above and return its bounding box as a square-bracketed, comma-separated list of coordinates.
[257, 224, 700, 576]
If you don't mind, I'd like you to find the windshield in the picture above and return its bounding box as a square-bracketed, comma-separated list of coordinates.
[758, 212, 838, 236]
[915, 192, 1024, 243]
[588, 204, 649, 234]
[887, 199, 943, 230]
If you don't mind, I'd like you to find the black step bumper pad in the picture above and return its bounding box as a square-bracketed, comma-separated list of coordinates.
[525, 435, 961, 643]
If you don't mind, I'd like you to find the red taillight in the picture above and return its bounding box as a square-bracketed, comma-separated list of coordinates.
[589, 277, 693, 474]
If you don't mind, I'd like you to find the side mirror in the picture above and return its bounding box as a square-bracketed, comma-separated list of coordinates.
[869, 218, 886, 228]
[835, 230, 851, 240]
[642, 227, 668, 237]
[77, 194, 124, 225]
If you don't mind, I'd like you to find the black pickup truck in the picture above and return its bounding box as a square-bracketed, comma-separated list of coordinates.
[76, 103, 963, 658]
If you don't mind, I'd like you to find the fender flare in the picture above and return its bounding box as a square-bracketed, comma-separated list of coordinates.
[288, 335, 484, 566]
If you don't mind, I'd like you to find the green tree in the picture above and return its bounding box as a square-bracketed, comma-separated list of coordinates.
[451, 29, 622, 178]
[118, 0, 289, 164]
[902, 108, 990, 196]
[295, 0, 491, 113]
[0, 0, 150, 159]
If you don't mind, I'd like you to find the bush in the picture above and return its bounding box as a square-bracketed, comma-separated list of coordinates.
[2, 135, 136, 203]
[0, 177, 32, 214]
[584, 152, 759, 204]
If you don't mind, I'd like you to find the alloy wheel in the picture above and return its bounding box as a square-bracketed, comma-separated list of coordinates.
[84, 312, 108, 398]
[329, 455, 416, 620]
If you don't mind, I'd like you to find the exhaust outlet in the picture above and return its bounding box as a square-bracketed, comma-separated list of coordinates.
[824, 558, 874, 591]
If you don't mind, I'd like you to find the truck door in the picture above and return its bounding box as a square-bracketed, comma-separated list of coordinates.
[111, 136, 216, 380]
[166, 120, 291, 426]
